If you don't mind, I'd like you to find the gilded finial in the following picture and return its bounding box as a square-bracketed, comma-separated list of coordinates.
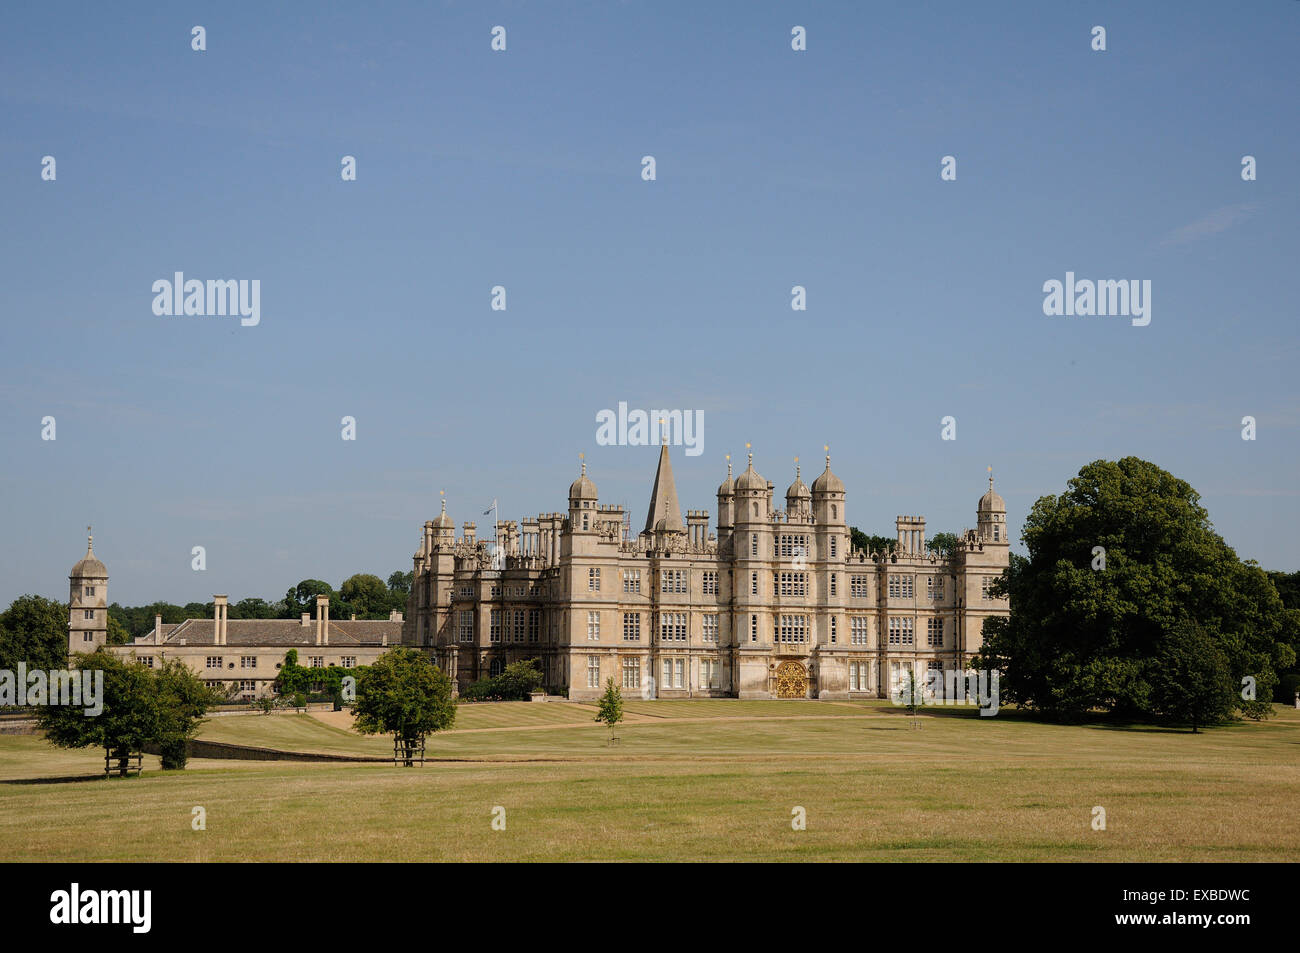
[580, 451, 586, 476]
[745, 441, 752, 467]
[439, 489, 446, 514]
[659, 417, 668, 446]
[988, 465, 994, 490]
[824, 444, 831, 468]
[794, 455, 800, 479]
[726, 453, 732, 478]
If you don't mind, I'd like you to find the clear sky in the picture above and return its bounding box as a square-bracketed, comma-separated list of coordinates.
[2, 1, 1297, 607]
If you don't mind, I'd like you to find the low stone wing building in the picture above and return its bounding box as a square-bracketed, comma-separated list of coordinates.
[403, 444, 1010, 701]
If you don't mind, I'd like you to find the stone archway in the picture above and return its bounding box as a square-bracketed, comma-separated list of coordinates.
[774, 660, 808, 699]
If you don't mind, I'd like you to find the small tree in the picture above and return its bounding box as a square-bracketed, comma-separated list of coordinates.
[153, 659, 217, 769]
[895, 669, 923, 727]
[38, 650, 159, 776]
[353, 647, 456, 765]
[595, 678, 624, 741]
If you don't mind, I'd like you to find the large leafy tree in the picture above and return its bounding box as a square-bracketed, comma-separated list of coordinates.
[926, 532, 960, 555]
[974, 457, 1297, 722]
[849, 528, 895, 555]
[38, 650, 161, 776]
[1148, 619, 1238, 732]
[353, 648, 456, 765]
[339, 573, 390, 618]
[0, 594, 69, 673]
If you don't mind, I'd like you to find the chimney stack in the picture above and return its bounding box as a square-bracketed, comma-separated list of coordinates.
[315, 595, 329, 646]
[213, 595, 228, 646]
[301, 612, 310, 627]
[154, 614, 162, 644]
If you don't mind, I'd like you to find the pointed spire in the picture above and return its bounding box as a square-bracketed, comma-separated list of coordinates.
[440, 489, 446, 516]
[988, 465, 994, 491]
[825, 444, 831, 470]
[644, 443, 685, 535]
[746, 441, 753, 468]
[795, 456, 801, 480]
[86, 524, 94, 555]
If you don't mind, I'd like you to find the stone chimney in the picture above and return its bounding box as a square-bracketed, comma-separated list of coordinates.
[213, 595, 228, 646]
[315, 595, 329, 646]
[154, 614, 162, 644]
[301, 612, 311, 627]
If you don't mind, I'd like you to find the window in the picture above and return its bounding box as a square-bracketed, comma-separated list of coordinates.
[489, 610, 501, 643]
[830, 574, 837, 596]
[927, 618, 944, 647]
[831, 504, 838, 519]
[513, 609, 525, 642]
[778, 534, 810, 557]
[238, 680, 256, 693]
[851, 616, 870, 646]
[702, 571, 718, 595]
[779, 572, 808, 596]
[830, 536, 837, 557]
[587, 656, 600, 689]
[84, 586, 95, 596]
[490, 584, 501, 598]
[660, 569, 686, 593]
[342, 656, 356, 668]
[662, 658, 684, 689]
[850, 661, 869, 692]
[587, 611, 601, 640]
[750, 615, 758, 642]
[778, 615, 807, 643]
[622, 657, 641, 690]
[888, 575, 914, 598]
[888, 617, 915, 646]
[308, 656, 324, 668]
[240, 656, 256, 669]
[751, 534, 758, 556]
[981, 576, 995, 599]
[582, 514, 589, 531]
[205, 656, 223, 669]
[928, 575, 945, 600]
[588, 568, 601, 591]
[83, 609, 94, 620]
[623, 612, 641, 642]
[459, 610, 473, 643]
[140, 656, 154, 668]
[660, 612, 686, 642]
[751, 572, 758, 595]
[850, 575, 869, 598]
[700, 658, 719, 689]
[528, 609, 540, 643]
[623, 570, 641, 593]
[83, 632, 93, 642]
[829, 616, 837, 643]
[490, 658, 504, 677]
[702, 614, 718, 643]
[994, 525, 1000, 541]
[459, 585, 473, 598]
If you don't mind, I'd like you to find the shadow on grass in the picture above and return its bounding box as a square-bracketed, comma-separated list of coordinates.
[0, 774, 122, 785]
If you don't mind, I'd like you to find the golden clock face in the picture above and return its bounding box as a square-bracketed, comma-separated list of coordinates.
[775, 660, 808, 699]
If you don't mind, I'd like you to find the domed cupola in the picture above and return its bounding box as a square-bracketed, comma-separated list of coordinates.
[978, 469, 1005, 514]
[734, 449, 766, 492]
[786, 459, 811, 518]
[568, 458, 598, 504]
[977, 468, 1007, 543]
[811, 449, 844, 496]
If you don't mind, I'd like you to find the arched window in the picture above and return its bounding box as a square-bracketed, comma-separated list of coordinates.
[752, 502, 758, 516]
[831, 504, 837, 519]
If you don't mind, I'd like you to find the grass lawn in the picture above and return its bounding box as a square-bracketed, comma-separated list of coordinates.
[1, 700, 1297, 861]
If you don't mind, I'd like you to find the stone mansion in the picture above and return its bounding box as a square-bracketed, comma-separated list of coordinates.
[404, 445, 1010, 701]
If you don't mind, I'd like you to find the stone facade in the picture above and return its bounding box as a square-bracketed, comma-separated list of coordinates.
[403, 445, 1010, 701]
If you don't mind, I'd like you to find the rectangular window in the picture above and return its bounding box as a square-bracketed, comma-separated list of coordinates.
[927, 575, 945, 600]
[778, 615, 807, 643]
[513, 609, 525, 642]
[981, 576, 994, 599]
[205, 656, 222, 669]
[240, 656, 256, 669]
[674, 658, 685, 689]
[751, 572, 758, 596]
[751, 615, 758, 643]
[83, 609, 94, 620]
[850, 661, 871, 692]
[702, 571, 718, 595]
[341, 656, 356, 668]
[622, 657, 641, 690]
[309, 656, 324, 668]
[700, 658, 718, 689]
[489, 610, 501, 643]
[663, 658, 672, 687]
[702, 614, 718, 643]
[888, 617, 915, 646]
[851, 616, 869, 646]
[830, 536, 837, 558]
[850, 575, 868, 598]
[238, 680, 257, 693]
[587, 611, 601, 641]
[829, 616, 837, 643]
[659, 612, 686, 642]
[588, 567, 601, 591]
[587, 656, 601, 689]
[751, 534, 758, 556]
[490, 584, 501, 598]
[888, 575, 915, 599]
[830, 574, 837, 596]
[779, 572, 808, 596]
[84, 586, 94, 596]
[528, 609, 540, 643]
[623, 570, 641, 593]
[927, 617, 944, 647]
[140, 655, 154, 668]
[623, 612, 641, 642]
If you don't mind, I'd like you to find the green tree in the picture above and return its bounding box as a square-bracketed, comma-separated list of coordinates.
[387, 571, 413, 595]
[0, 594, 69, 673]
[232, 597, 275, 619]
[151, 659, 217, 768]
[595, 678, 624, 740]
[339, 573, 390, 618]
[973, 457, 1297, 722]
[353, 647, 456, 765]
[106, 614, 131, 645]
[927, 532, 960, 555]
[1148, 618, 1237, 733]
[850, 528, 895, 555]
[284, 580, 335, 617]
[37, 649, 159, 776]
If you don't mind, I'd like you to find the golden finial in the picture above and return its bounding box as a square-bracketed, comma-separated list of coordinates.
[745, 441, 752, 467]
[988, 466, 994, 490]
[726, 453, 732, 477]
[580, 451, 586, 476]
[794, 455, 800, 479]
[824, 444, 831, 468]
[659, 417, 668, 445]
[439, 489, 446, 514]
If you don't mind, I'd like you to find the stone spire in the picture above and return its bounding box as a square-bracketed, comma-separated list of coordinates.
[643, 442, 685, 535]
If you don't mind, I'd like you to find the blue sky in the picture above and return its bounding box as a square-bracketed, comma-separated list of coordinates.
[2, 1, 1297, 606]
